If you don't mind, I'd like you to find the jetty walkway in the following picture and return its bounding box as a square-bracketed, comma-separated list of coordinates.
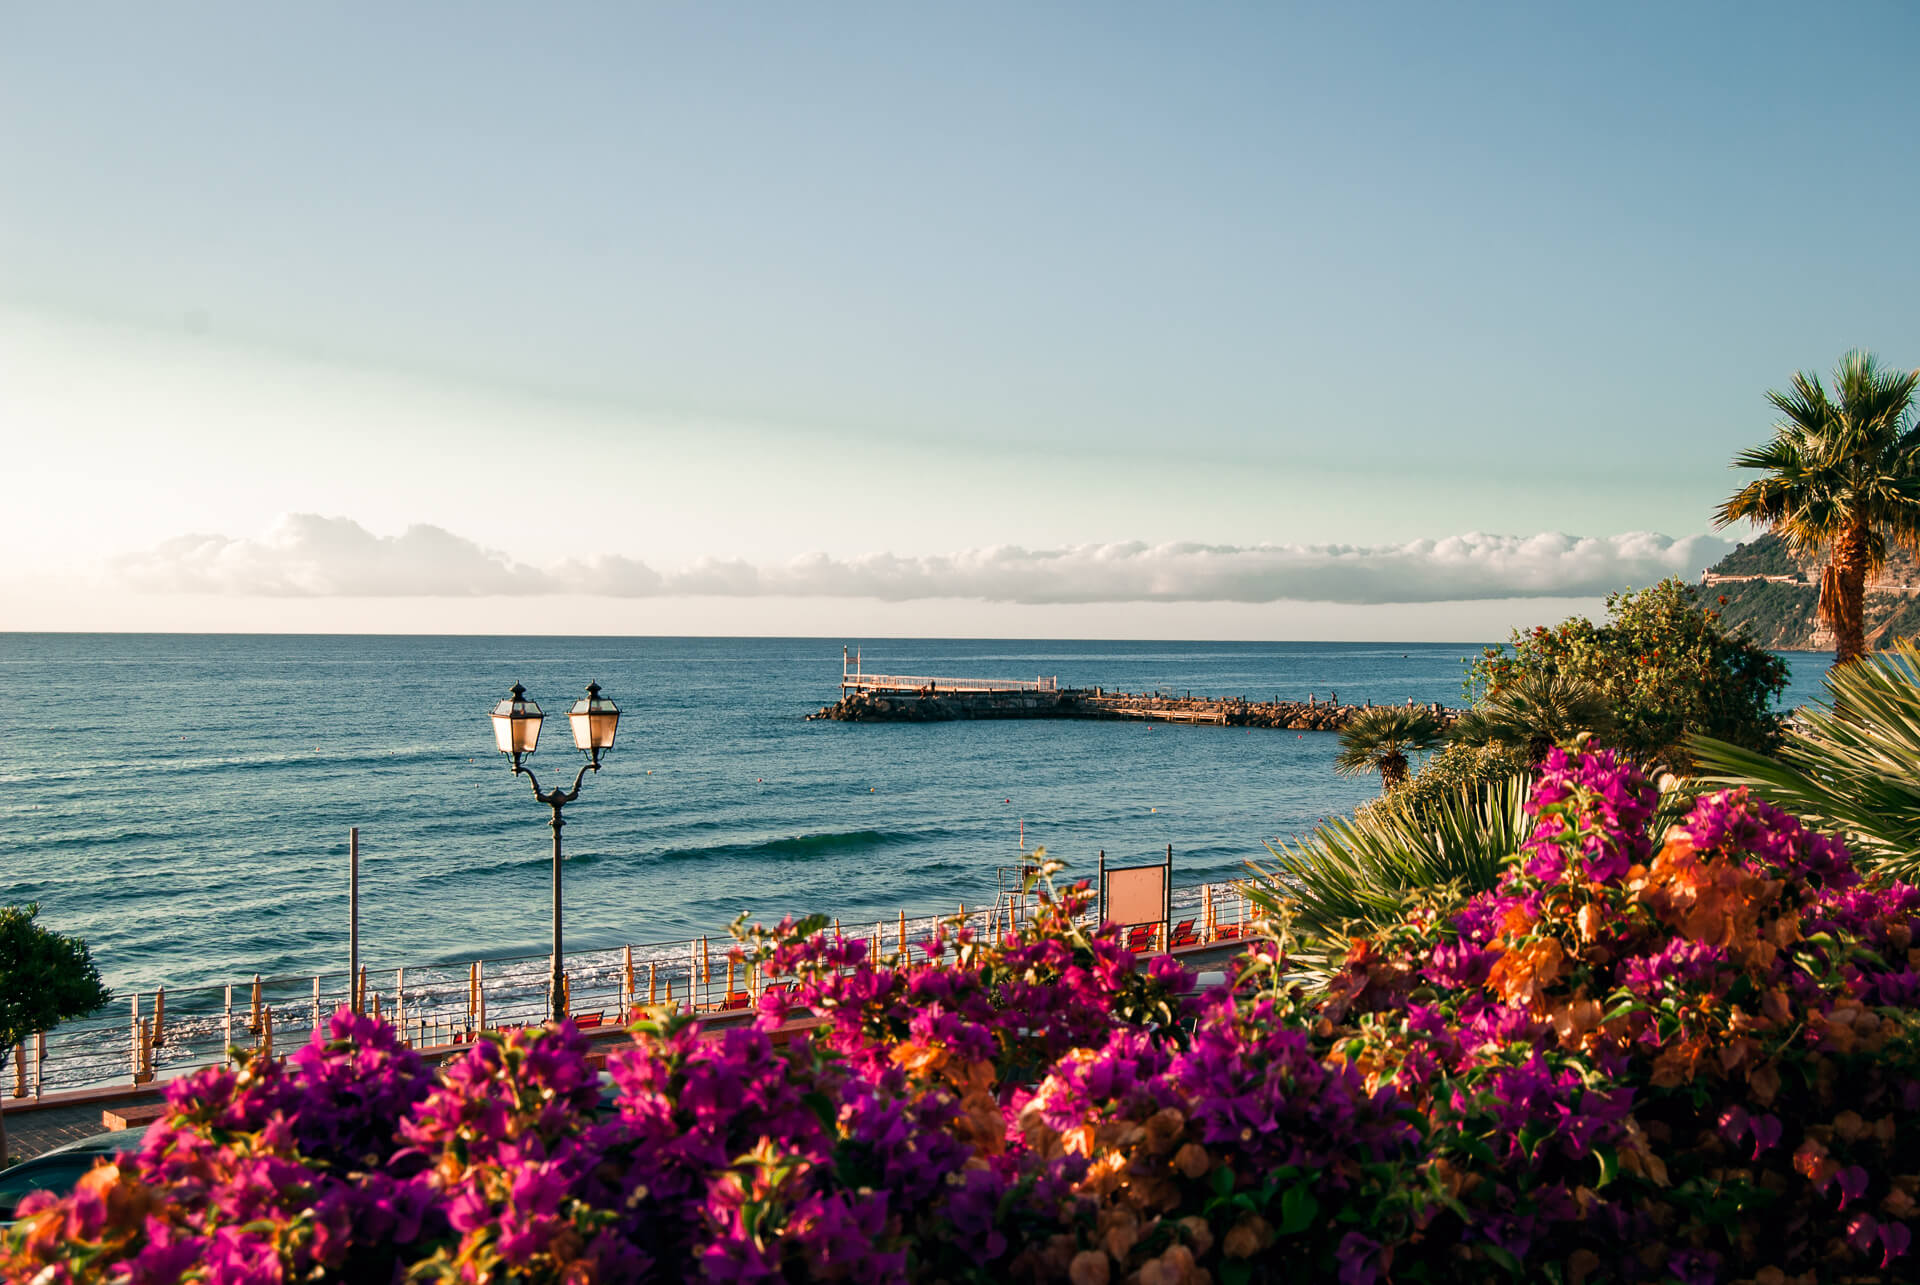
[812, 681, 1458, 730]
[813, 651, 1459, 729]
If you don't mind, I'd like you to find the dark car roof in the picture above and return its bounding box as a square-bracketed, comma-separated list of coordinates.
[0, 1139, 132, 1223]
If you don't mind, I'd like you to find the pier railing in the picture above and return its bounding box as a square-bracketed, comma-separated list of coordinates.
[842, 673, 1060, 694]
[6, 878, 1255, 1101]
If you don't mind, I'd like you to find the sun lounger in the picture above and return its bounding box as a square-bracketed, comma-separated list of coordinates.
[1170, 919, 1198, 948]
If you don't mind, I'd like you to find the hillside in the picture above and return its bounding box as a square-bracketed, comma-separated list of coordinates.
[1703, 533, 1920, 650]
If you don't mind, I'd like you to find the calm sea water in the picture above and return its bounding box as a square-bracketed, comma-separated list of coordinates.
[0, 635, 1837, 993]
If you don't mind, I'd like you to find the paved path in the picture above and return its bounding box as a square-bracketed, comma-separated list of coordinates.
[4, 1094, 155, 1164]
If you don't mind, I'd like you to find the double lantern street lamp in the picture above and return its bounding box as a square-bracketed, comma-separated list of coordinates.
[490, 682, 621, 1021]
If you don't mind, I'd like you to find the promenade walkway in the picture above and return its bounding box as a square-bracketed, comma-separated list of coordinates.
[2, 935, 1248, 1163]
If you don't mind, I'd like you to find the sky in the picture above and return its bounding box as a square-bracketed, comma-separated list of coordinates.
[4, 2, 1918, 638]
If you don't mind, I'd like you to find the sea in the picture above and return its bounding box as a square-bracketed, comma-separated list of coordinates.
[0, 635, 1839, 995]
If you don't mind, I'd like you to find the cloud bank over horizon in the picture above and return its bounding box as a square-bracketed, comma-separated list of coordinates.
[111, 515, 1735, 606]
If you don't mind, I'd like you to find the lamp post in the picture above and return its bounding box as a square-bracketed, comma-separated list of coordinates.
[490, 681, 621, 1021]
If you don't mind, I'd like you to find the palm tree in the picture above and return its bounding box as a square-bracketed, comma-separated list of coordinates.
[1449, 672, 1616, 763]
[1334, 706, 1444, 792]
[1716, 351, 1920, 667]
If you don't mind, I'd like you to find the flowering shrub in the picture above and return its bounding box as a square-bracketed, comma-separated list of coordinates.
[1319, 746, 1920, 1281]
[8, 750, 1920, 1283]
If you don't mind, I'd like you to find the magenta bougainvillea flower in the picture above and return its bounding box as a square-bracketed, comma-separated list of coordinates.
[8, 745, 1920, 1283]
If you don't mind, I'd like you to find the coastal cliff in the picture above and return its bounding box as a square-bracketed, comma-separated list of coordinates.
[1703, 533, 1920, 650]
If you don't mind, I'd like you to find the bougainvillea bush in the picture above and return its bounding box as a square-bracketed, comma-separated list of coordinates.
[8, 746, 1920, 1283]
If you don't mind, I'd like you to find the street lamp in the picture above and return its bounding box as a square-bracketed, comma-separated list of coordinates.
[490, 681, 621, 1020]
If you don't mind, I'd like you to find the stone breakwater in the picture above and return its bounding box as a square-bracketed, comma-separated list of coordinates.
[808, 688, 1460, 730]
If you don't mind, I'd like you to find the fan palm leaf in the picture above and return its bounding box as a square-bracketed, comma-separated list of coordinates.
[1249, 772, 1533, 943]
[1690, 640, 1920, 873]
[1333, 706, 1445, 792]
[1450, 672, 1616, 762]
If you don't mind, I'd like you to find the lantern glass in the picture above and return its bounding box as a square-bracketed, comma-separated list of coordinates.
[568, 682, 620, 753]
[490, 684, 543, 755]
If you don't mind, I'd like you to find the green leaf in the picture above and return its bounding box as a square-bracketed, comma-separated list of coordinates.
[1210, 1164, 1235, 1198]
[1594, 1144, 1618, 1190]
[1278, 1182, 1319, 1236]
[1601, 998, 1640, 1023]
[790, 912, 832, 939]
[801, 1091, 838, 1133]
[1483, 1244, 1523, 1277]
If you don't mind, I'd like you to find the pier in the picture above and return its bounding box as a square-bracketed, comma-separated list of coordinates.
[814, 652, 1459, 729]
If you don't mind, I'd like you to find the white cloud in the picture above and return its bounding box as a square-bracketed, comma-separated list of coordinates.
[111, 515, 1732, 605]
[113, 515, 551, 597]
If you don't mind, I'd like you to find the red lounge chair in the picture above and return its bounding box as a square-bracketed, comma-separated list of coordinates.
[1215, 925, 1241, 941]
[1170, 919, 1198, 948]
[1125, 924, 1153, 953]
[574, 1012, 605, 1029]
[723, 992, 751, 1011]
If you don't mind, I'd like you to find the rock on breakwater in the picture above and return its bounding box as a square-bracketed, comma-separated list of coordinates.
[809, 688, 1459, 729]
[810, 689, 1077, 723]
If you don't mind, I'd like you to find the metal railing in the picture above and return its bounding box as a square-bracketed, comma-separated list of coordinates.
[843, 673, 1060, 694]
[6, 880, 1256, 1100]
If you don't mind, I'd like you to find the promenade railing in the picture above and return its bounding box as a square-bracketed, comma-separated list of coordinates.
[7, 878, 1255, 1100]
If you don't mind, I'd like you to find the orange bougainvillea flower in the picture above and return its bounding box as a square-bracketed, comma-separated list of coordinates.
[890, 1038, 948, 1076]
[1795, 1137, 1840, 1191]
[951, 1059, 1007, 1155]
[1635, 831, 1799, 974]
[1547, 997, 1607, 1052]
[1649, 1033, 1709, 1088]
[1488, 936, 1567, 1012]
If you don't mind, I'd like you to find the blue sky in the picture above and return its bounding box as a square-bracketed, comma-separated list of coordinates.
[4, 3, 1917, 635]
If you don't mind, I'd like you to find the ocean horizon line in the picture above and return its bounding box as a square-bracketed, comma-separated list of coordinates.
[0, 629, 1632, 648]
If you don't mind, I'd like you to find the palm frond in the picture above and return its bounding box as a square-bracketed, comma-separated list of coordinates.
[1248, 772, 1533, 942]
[1449, 672, 1614, 758]
[1333, 707, 1445, 782]
[1690, 640, 1920, 873]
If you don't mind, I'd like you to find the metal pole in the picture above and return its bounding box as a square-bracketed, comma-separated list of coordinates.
[1165, 844, 1175, 950]
[550, 800, 565, 1021]
[348, 827, 360, 1013]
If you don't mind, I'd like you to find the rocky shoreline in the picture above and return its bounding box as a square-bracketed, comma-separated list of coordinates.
[808, 688, 1459, 729]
